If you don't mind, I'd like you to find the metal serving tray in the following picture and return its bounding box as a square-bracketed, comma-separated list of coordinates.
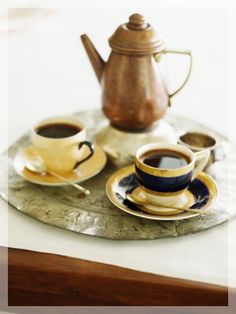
[0, 110, 235, 240]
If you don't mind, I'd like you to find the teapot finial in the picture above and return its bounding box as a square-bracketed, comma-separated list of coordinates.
[128, 13, 148, 30]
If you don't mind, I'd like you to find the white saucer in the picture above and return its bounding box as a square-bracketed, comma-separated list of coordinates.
[13, 145, 107, 186]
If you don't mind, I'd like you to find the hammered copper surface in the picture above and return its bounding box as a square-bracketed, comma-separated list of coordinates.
[81, 13, 192, 130]
[0, 110, 235, 240]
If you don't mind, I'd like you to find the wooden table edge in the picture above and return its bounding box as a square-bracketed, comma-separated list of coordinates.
[0, 246, 232, 306]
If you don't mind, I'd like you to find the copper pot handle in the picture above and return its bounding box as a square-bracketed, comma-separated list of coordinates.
[154, 49, 193, 103]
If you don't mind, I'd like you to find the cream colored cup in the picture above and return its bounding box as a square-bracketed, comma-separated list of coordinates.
[31, 117, 94, 174]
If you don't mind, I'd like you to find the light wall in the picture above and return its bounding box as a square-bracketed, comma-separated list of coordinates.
[7, 7, 227, 145]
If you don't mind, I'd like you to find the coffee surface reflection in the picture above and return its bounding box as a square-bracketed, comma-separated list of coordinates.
[141, 149, 190, 169]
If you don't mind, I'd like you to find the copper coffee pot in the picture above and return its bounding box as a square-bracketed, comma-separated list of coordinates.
[81, 13, 192, 130]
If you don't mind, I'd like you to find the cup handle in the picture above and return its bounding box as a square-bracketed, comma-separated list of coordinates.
[73, 141, 95, 169]
[192, 150, 210, 180]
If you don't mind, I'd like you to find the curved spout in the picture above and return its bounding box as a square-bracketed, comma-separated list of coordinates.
[81, 34, 105, 83]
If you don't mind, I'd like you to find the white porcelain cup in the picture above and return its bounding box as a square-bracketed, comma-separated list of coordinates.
[31, 117, 94, 174]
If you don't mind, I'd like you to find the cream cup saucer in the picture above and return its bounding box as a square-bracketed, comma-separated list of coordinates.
[106, 165, 218, 221]
[13, 145, 107, 186]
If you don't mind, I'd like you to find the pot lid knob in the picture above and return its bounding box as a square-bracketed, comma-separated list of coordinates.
[109, 13, 164, 54]
[127, 13, 148, 30]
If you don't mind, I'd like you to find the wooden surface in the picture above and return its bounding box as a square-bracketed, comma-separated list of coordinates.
[5, 247, 229, 306]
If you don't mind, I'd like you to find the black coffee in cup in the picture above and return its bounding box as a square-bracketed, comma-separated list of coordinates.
[141, 149, 190, 169]
[36, 123, 81, 139]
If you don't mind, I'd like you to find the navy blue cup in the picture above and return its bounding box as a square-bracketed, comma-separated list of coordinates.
[135, 143, 210, 197]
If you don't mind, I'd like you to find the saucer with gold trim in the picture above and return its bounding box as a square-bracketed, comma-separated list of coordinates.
[13, 145, 107, 186]
[106, 165, 218, 221]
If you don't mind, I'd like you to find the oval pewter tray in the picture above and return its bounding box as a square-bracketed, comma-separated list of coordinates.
[1, 110, 235, 240]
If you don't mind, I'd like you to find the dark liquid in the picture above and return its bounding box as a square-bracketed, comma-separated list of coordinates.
[36, 123, 80, 138]
[141, 150, 190, 169]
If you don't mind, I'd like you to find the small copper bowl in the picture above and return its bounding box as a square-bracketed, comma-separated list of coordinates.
[178, 131, 218, 169]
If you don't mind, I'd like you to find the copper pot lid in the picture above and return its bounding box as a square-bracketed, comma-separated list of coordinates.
[109, 13, 165, 54]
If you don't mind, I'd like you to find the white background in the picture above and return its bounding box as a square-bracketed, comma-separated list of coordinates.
[0, 0, 236, 288]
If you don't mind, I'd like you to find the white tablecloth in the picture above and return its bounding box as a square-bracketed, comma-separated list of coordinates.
[1, 7, 235, 287]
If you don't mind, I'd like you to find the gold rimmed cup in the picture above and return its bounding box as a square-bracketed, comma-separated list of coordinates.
[31, 117, 94, 174]
[135, 143, 210, 207]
